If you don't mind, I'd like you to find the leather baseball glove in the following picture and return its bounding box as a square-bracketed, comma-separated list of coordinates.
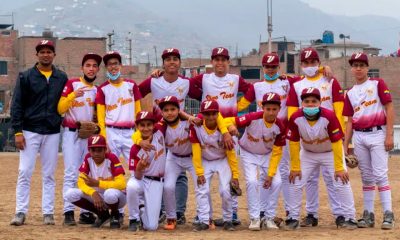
[76, 121, 100, 139]
[230, 181, 242, 196]
[345, 154, 358, 169]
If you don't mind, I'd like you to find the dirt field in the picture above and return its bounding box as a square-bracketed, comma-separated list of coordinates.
[0, 152, 399, 240]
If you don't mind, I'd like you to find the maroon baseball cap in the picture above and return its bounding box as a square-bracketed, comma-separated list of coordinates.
[158, 96, 180, 110]
[162, 48, 181, 60]
[262, 53, 280, 66]
[300, 47, 320, 62]
[211, 47, 230, 60]
[36, 39, 55, 52]
[103, 51, 122, 65]
[200, 100, 219, 113]
[262, 92, 281, 106]
[88, 135, 107, 149]
[301, 87, 321, 101]
[82, 53, 102, 66]
[135, 111, 155, 125]
[349, 52, 369, 66]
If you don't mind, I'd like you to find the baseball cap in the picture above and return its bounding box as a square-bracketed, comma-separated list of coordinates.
[158, 96, 180, 110]
[261, 92, 281, 106]
[301, 87, 321, 101]
[36, 39, 55, 52]
[161, 48, 181, 60]
[88, 135, 107, 148]
[82, 53, 102, 66]
[348, 52, 369, 66]
[211, 47, 230, 60]
[300, 47, 320, 62]
[103, 51, 122, 65]
[135, 111, 155, 125]
[262, 53, 280, 66]
[200, 100, 219, 113]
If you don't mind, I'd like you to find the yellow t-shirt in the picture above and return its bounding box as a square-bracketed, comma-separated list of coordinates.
[39, 69, 52, 81]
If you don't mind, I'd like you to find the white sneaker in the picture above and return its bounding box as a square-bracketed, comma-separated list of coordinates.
[263, 218, 279, 230]
[248, 218, 261, 231]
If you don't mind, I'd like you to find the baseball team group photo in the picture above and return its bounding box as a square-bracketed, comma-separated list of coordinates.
[1, 1, 400, 239]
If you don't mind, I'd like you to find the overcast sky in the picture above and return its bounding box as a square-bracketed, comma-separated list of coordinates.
[301, 0, 400, 20]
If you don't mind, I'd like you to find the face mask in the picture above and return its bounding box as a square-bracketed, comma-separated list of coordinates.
[106, 71, 121, 81]
[303, 107, 320, 116]
[264, 73, 280, 81]
[83, 74, 96, 83]
[302, 66, 319, 77]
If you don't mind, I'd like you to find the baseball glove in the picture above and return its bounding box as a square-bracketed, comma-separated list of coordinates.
[230, 182, 242, 196]
[345, 154, 358, 169]
[76, 121, 100, 139]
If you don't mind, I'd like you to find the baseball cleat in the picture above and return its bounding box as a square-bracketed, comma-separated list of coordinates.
[110, 215, 121, 229]
[260, 211, 265, 219]
[214, 218, 224, 227]
[118, 213, 124, 225]
[248, 218, 261, 231]
[128, 219, 141, 232]
[357, 210, 375, 228]
[232, 211, 241, 226]
[158, 211, 166, 224]
[263, 218, 279, 230]
[300, 214, 318, 227]
[343, 219, 358, 230]
[92, 212, 110, 228]
[163, 219, 177, 230]
[10, 212, 26, 226]
[283, 218, 300, 231]
[43, 214, 55, 225]
[381, 210, 395, 230]
[176, 212, 186, 225]
[335, 216, 346, 228]
[193, 222, 209, 232]
[223, 221, 235, 231]
[63, 211, 76, 226]
[79, 212, 96, 224]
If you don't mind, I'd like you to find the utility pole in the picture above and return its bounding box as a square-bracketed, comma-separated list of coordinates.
[339, 34, 350, 89]
[267, 0, 273, 53]
[153, 45, 158, 67]
[126, 38, 132, 65]
[199, 49, 202, 66]
[107, 30, 115, 51]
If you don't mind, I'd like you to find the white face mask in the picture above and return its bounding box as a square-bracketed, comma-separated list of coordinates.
[302, 66, 319, 77]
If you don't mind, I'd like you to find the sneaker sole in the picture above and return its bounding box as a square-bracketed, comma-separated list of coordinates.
[93, 219, 110, 228]
[381, 224, 394, 230]
[10, 221, 24, 226]
[249, 227, 261, 231]
[63, 222, 77, 226]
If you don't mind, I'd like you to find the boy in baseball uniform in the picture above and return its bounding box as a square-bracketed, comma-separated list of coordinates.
[127, 111, 166, 232]
[64, 135, 127, 229]
[225, 92, 286, 231]
[284, 88, 356, 230]
[343, 52, 395, 230]
[286, 47, 345, 227]
[189, 100, 240, 231]
[58, 53, 102, 226]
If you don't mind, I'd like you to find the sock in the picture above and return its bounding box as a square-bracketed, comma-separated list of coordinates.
[378, 186, 392, 212]
[362, 186, 376, 213]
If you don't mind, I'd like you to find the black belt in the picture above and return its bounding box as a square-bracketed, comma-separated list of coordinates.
[106, 125, 135, 130]
[355, 126, 382, 132]
[172, 152, 192, 158]
[66, 127, 77, 132]
[144, 176, 164, 182]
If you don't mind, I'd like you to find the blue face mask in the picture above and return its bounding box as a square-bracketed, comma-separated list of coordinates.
[264, 73, 280, 81]
[106, 71, 121, 81]
[303, 107, 320, 116]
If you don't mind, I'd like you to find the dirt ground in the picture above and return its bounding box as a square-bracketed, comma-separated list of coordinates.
[0, 152, 399, 240]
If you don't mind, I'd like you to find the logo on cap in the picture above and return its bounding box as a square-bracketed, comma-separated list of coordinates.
[91, 136, 100, 144]
[166, 48, 175, 53]
[217, 48, 224, 54]
[355, 53, 362, 59]
[40, 40, 49, 45]
[140, 111, 149, 119]
[164, 96, 172, 101]
[306, 87, 315, 93]
[304, 50, 312, 59]
[204, 101, 212, 109]
[266, 93, 276, 101]
[267, 56, 275, 63]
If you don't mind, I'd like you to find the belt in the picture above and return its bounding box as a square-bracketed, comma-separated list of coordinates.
[65, 127, 77, 132]
[354, 125, 382, 132]
[172, 152, 192, 158]
[106, 125, 135, 130]
[144, 176, 164, 182]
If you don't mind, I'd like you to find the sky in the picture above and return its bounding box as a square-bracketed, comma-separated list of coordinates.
[301, 0, 400, 20]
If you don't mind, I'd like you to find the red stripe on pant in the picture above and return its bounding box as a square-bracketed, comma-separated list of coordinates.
[362, 186, 376, 191]
[378, 186, 391, 192]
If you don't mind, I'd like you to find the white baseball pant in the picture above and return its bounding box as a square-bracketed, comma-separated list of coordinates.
[163, 151, 197, 220]
[353, 127, 392, 212]
[65, 188, 126, 208]
[287, 150, 355, 221]
[15, 130, 60, 214]
[62, 129, 88, 213]
[105, 127, 134, 164]
[127, 176, 163, 231]
[232, 136, 239, 213]
[196, 158, 233, 225]
[241, 148, 281, 220]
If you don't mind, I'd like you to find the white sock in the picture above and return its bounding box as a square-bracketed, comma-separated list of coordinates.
[362, 185, 376, 213]
[378, 186, 392, 212]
